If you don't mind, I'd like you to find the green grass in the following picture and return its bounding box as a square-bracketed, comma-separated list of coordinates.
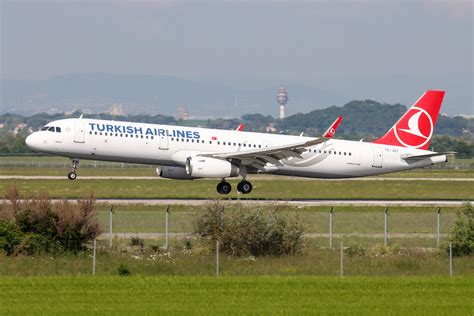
[1, 178, 473, 199]
[1, 245, 473, 277]
[0, 276, 473, 314]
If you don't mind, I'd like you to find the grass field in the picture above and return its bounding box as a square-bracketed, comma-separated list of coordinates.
[1, 178, 473, 200]
[0, 276, 473, 314]
[1, 246, 473, 276]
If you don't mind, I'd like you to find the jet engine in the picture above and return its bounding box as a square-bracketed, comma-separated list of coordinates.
[185, 156, 239, 178]
[156, 166, 196, 180]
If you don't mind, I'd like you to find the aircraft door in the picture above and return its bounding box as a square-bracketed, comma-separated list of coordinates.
[74, 121, 85, 143]
[159, 135, 169, 150]
[372, 147, 383, 168]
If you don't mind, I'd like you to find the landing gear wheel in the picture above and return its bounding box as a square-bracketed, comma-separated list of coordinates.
[68, 158, 80, 180]
[67, 172, 77, 180]
[237, 180, 252, 194]
[217, 181, 232, 195]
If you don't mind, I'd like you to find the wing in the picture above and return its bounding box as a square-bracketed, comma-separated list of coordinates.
[199, 116, 343, 171]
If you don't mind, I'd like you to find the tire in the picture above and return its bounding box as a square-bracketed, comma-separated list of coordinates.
[67, 172, 77, 180]
[238, 181, 252, 194]
[218, 181, 231, 195]
[216, 182, 223, 194]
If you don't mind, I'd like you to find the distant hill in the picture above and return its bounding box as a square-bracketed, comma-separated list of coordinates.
[277, 100, 474, 139]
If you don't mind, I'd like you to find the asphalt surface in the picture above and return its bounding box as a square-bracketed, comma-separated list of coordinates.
[1, 175, 473, 181]
[50, 198, 465, 206]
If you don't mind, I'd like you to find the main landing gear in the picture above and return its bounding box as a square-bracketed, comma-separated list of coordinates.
[67, 158, 79, 180]
[216, 179, 253, 195]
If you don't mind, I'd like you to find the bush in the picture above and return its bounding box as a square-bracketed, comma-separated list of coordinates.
[345, 243, 367, 257]
[149, 244, 160, 252]
[117, 263, 131, 276]
[130, 236, 145, 248]
[195, 203, 304, 256]
[1, 187, 102, 255]
[0, 220, 23, 255]
[447, 202, 474, 256]
[15, 233, 62, 256]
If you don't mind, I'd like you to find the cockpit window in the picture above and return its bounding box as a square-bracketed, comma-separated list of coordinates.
[55, 127, 61, 133]
[41, 126, 49, 131]
[48, 127, 55, 132]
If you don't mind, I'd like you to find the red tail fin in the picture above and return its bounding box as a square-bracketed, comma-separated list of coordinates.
[372, 90, 445, 150]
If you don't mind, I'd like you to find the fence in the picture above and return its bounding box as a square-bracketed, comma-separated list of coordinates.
[78, 205, 467, 277]
[1, 204, 469, 277]
[98, 206, 457, 249]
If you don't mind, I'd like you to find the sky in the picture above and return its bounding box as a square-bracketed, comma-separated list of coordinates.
[1, 0, 473, 114]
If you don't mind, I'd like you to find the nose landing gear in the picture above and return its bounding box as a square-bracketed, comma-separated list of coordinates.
[67, 158, 79, 180]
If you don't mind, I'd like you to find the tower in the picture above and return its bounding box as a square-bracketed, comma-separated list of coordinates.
[276, 86, 288, 119]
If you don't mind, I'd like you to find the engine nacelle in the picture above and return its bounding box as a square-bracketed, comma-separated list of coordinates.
[185, 156, 239, 178]
[156, 166, 196, 180]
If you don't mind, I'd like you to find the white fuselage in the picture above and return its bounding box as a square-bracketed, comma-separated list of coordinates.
[25, 118, 446, 179]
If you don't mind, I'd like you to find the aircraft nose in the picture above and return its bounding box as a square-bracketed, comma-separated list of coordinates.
[25, 133, 40, 150]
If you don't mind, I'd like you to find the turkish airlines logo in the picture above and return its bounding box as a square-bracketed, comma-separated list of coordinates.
[327, 128, 336, 136]
[393, 107, 433, 148]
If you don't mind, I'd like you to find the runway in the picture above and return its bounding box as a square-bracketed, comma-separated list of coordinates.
[89, 198, 464, 206]
[1, 175, 473, 181]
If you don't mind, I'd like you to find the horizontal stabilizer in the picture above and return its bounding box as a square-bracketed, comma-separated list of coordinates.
[401, 152, 454, 161]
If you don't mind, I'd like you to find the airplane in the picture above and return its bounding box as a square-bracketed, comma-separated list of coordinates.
[25, 90, 448, 195]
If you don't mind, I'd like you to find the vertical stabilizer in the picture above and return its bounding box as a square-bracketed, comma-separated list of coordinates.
[372, 90, 445, 150]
